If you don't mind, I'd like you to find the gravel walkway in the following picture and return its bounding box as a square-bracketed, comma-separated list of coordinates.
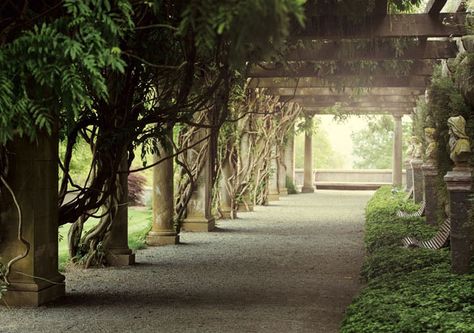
[0, 190, 372, 333]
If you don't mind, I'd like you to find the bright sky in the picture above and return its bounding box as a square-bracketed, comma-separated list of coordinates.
[317, 115, 369, 169]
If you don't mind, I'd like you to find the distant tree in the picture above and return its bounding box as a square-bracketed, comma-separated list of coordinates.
[295, 118, 345, 169]
[351, 116, 410, 169]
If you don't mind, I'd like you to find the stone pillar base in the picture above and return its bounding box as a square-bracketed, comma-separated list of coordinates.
[279, 188, 289, 196]
[267, 193, 280, 201]
[220, 209, 237, 219]
[237, 203, 254, 212]
[146, 231, 179, 246]
[182, 217, 215, 232]
[411, 159, 424, 203]
[301, 186, 315, 193]
[4, 274, 65, 307]
[106, 248, 135, 266]
[422, 163, 439, 225]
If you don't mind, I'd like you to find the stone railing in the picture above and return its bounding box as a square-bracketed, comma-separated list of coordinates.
[295, 169, 406, 190]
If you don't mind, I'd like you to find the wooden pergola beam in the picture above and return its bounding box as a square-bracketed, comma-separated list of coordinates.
[280, 94, 419, 104]
[270, 87, 425, 96]
[283, 40, 457, 61]
[297, 13, 466, 39]
[425, 0, 448, 14]
[248, 60, 436, 78]
[249, 76, 429, 88]
[297, 101, 416, 109]
[303, 106, 413, 115]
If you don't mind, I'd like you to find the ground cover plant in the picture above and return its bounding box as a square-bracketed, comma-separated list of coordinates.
[341, 186, 474, 333]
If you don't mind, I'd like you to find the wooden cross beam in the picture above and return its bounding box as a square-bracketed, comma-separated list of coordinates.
[249, 76, 429, 89]
[296, 101, 416, 109]
[248, 60, 436, 78]
[280, 94, 419, 104]
[270, 87, 425, 96]
[296, 13, 466, 39]
[303, 106, 413, 115]
[283, 40, 457, 61]
[425, 0, 448, 14]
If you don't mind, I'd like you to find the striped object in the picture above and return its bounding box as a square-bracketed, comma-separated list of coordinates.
[402, 218, 451, 249]
[396, 200, 426, 218]
[404, 186, 414, 201]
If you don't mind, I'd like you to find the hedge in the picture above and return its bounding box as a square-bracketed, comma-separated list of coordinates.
[340, 186, 474, 333]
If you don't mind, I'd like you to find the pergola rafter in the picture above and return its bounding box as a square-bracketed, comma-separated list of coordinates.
[297, 13, 466, 39]
[282, 40, 458, 62]
[248, 60, 436, 78]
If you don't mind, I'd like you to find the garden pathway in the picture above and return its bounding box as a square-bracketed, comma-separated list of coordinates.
[0, 190, 372, 333]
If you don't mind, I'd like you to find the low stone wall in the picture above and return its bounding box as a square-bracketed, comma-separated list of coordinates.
[295, 169, 406, 190]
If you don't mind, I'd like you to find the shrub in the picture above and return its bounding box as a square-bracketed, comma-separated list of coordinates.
[128, 173, 147, 206]
[341, 187, 474, 333]
[286, 176, 297, 194]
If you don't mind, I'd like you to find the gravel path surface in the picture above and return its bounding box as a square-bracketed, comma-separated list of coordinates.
[0, 190, 372, 333]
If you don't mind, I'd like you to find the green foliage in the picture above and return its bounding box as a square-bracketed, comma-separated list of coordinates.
[0, 0, 132, 145]
[295, 119, 346, 169]
[364, 187, 435, 253]
[342, 268, 474, 333]
[179, 0, 305, 66]
[351, 116, 411, 169]
[341, 187, 474, 333]
[286, 176, 298, 194]
[361, 247, 450, 280]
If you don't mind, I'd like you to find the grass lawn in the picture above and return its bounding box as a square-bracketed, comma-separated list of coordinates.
[58, 207, 153, 270]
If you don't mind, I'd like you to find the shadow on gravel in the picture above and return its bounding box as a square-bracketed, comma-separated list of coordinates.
[53, 288, 324, 309]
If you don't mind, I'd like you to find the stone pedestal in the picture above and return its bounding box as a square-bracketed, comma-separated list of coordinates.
[405, 159, 413, 191]
[444, 167, 473, 274]
[0, 134, 65, 306]
[302, 131, 315, 193]
[146, 131, 179, 246]
[392, 113, 403, 187]
[236, 182, 254, 212]
[411, 159, 424, 203]
[182, 133, 215, 232]
[422, 163, 439, 225]
[105, 157, 135, 266]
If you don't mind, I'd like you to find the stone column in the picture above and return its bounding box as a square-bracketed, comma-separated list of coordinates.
[219, 155, 236, 219]
[0, 133, 65, 306]
[105, 156, 135, 266]
[405, 159, 413, 191]
[285, 134, 296, 190]
[302, 131, 315, 193]
[268, 146, 280, 201]
[444, 166, 473, 274]
[392, 113, 403, 187]
[277, 145, 288, 196]
[237, 129, 254, 212]
[422, 163, 438, 225]
[182, 130, 215, 232]
[411, 159, 424, 203]
[146, 129, 179, 245]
